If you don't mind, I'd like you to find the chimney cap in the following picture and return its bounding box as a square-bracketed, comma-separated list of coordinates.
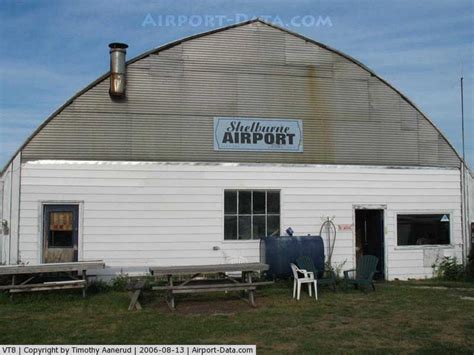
[109, 42, 128, 49]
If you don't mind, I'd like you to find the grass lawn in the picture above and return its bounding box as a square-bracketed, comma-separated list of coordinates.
[0, 281, 473, 354]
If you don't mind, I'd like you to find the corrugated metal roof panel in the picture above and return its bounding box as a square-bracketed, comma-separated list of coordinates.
[20, 20, 460, 169]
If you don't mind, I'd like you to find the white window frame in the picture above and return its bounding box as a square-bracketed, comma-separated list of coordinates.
[394, 211, 454, 249]
[222, 189, 281, 241]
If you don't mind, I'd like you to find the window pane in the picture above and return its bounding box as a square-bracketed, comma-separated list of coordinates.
[238, 216, 251, 240]
[224, 216, 237, 240]
[397, 214, 450, 246]
[267, 215, 280, 237]
[253, 191, 265, 214]
[48, 231, 73, 247]
[50, 212, 73, 231]
[239, 191, 251, 214]
[253, 216, 266, 238]
[267, 191, 280, 214]
[223, 190, 280, 241]
[48, 211, 74, 247]
[224, 190, 237, 214]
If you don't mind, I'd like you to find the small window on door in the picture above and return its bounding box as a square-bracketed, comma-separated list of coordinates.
[48, 211, 74, 247]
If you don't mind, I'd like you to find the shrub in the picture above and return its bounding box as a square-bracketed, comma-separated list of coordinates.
[434, 256, 465, 281]
[110, 273, 130, 291]
[87, 274, 156, 293]
[326, 259, 347, 281]
[87, 280, 112, 293]
[466, 249, 474, 281]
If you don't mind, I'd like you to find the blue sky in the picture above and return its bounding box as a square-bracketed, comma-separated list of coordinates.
[0, 0, 473, 169]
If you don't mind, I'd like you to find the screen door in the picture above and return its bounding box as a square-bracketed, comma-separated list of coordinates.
[43, 204, 79, 263]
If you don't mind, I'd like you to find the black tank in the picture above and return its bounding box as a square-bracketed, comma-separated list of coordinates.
[260, 235, 325, 279]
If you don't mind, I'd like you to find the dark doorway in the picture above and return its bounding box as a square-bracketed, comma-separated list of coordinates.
[355, 209, 384, 279]
[43, 204, 79, 263]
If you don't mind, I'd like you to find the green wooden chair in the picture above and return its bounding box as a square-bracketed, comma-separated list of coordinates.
[296, 256, 337, 292]
[343, 255, 379, 292]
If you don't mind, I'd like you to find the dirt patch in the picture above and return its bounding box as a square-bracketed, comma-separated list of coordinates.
[409, 286, 473, 291]
[150, 294, 271, 316]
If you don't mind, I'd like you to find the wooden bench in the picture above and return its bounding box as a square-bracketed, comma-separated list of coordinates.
[153, 281, 274, 310]
[152, 281, 272, 293]
[0, 261, 105, 298]
[154, 282, 254, 310]
[149, 263, 272, 311]
[2, 280, 86, 293]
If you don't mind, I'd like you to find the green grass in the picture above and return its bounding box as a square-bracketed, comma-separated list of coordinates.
[0, 281, 473, 354]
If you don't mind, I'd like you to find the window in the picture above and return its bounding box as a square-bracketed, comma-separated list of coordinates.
[397, 214, 450, 246]
[224, 190, 280, 240]
[48, 211, 74, 247]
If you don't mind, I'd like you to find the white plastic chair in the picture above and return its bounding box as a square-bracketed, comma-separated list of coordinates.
[290, 263, 318, 300]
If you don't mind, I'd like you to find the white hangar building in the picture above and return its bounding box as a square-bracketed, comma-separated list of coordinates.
[1, 19, 473, 280]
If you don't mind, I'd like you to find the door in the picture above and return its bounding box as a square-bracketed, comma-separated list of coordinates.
[355, 209, 384, 279]
[43, 204, 79, 263]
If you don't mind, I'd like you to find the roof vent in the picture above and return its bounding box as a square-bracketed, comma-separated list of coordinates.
[108, 42, 128, 97]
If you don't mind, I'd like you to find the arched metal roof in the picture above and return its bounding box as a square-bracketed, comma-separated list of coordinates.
[1, 18, 466, 174]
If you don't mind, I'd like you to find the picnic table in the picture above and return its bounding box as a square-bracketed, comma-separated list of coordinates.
[0, 260, 105, 298]
[145, 263, 272, 311]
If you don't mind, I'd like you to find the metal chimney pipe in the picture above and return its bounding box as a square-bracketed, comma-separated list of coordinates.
[108, 42, 128, 97]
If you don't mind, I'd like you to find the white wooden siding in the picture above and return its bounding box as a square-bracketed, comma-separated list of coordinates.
[466, 170, 473, 257]
[470, 173, 474, 222]
[19, 160, 462, 279]
[0, 171, 7, 264]
[0, 153, 21, 264]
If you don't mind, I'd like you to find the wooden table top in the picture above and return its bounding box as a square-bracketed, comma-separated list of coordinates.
[149, 262, 269, 276]
[0, 260, 105, 275]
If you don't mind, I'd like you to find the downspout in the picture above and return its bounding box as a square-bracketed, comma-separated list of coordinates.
[461, 163, 465, 264]
[8, 163, 12, 265]
[459, 76, 467, 264]
[466, 169, 471, 258]
[16, 153, 22, 264]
